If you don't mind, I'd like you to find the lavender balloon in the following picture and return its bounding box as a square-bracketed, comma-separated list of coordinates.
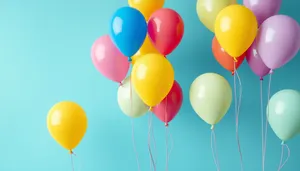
[256, 15, 300, 70]
[243, 0, 282, 25]
[246, 42, 270, 79]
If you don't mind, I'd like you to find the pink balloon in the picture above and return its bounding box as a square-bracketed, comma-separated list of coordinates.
[148, 8, 184, 56]
[91, 35, 130, 83]
[152, 81, 183, 125]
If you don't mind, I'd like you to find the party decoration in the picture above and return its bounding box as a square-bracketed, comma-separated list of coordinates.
[148, 8, 184, 56]
[246, 42, 270, 79]
[196, 0, 236, 32]
[215, 4, 258, 58]
[212, 36, 245, 74]
[128, 0, 165, 21]
[256, 15, 300, 70]
[243, 0, 282, 25]
[190, 73, 232, 128]
[267, 89, 300, 142]
[117, 76, 149, 118]
[110, 7, 147, 60]
[131, 35, 159, 65]
[47, 101, 88, 151]
[152, 81, 183, 125]
[132, 53, 174, 107]
[91, 35, 130, 83]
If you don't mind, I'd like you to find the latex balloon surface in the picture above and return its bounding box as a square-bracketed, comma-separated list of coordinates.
[128, 0, 165, 21]
[47, 101, 88, 151]
[117, 76, 149, 118]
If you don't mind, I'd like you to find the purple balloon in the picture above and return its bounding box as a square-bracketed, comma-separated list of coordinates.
[243, 0, 282, 25]
[246, 42, 270, 79]
[256, 15, 300, 70]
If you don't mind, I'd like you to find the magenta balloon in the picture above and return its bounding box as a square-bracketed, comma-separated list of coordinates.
[246, 42, 270, 79]
[243, 0, 282, 25]
[256, 15, 300, 70]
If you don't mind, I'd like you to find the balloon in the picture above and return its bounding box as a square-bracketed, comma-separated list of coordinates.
[148, 8, 184, 56]
[189, 73, 232, 128]
[117, 76, 149, 118]
[196, 0, 236, 32]
[91, 35, 130, 83]
[152, 81, 183, 125]
[47, 101, 88, 151]
[132, 53, 174, 107]
[215, 4, 258, 58]
[243, 0, 282, 25]
[131, 35, 159, 65]
[212, 36, 245, 74]
[267, 89, 300, 142]
[110, 7, 147, 60]
[246, 41, 270, 79]
[256, 15, 300, 70]
[128, 0, 165, 21]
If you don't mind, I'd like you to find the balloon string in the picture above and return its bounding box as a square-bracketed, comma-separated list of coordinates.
[70, 152, 75, 171]
[210, 129, 220, 171]
[165, 126, 169, 171]
[234, 62, 244, 170]
[277, 143, 290, 171]
[260, 79, 265, 171]
[148, 112, 156, 171]
[130, 79, 141, 171]
[263, 72, 272, 170]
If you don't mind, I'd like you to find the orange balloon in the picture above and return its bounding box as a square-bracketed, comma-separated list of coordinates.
[212, 36, 245, 74]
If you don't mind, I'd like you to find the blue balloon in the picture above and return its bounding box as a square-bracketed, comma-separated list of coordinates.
[110, 7, 147, 61]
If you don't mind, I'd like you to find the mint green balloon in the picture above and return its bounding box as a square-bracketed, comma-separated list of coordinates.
[117, 76, 149, 118]
[267, 89, 300, 142]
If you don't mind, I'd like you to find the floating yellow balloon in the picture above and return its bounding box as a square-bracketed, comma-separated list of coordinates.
[47, 101, 88, 152]
[131, 35, 159, 65]
[215, 4, 258, 58]
[196, 0, 236, 32]
[132, 53, 174, 107]
[128, 0, 165, 20]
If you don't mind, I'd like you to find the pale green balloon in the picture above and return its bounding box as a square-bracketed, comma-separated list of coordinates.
[117, 76, 149, 118]
[189, 73, 232, 127]
[267, 89, 300, 142]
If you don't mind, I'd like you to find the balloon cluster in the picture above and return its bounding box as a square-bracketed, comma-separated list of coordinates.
[91, 0, 185, 126]
[195, 0, 300, 139]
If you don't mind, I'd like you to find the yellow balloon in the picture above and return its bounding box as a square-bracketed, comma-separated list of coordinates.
[128, 0, 165, 21]
[196, 0, 236, 32]
[214, 4, 258, 58]
[47, 101, 88, 151]
[132, 35, 159, 65]
[132, 53, 174, 107]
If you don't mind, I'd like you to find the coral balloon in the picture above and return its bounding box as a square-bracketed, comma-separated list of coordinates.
[148, 8, 184, 56]
[131, 35, 159, 65]
[196, 0, 236, 32]
[91, 35, 130, 83]
[131, 53, 174, 107]
[152, 81, 183, 125]
[212, 37, 245, 74]
[243, 0, 282, 25]
[246, 42, 270, 79]
[128, 0, 165, 21]
[215, 4, 258, 58]
[256, 15, 300, 70]
[47, 101, 88, 152]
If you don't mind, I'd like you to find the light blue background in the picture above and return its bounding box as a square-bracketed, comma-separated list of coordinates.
[0, 0, 299, 170]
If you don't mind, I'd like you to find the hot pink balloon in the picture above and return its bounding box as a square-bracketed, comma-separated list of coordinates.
[152, 81, 183, 126]
[246, 42, 270, 79]
[91, 35, 130, 83]
[148, 8, 184, 56]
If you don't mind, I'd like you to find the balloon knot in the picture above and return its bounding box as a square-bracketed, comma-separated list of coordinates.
[119, 82, 123, 86]
[233, 57, 238, 62]
[149, 106, 153, 111]
[210, 125, 215, 130]
[281, 141, 285, 145]
[128, 57, 132, 62]
[231, 71, 235, 76]
[260, 77, 263, 81]
[165, 122, 169, 127]
[269, 69, 274, 74]
[69, 150, 73, 154]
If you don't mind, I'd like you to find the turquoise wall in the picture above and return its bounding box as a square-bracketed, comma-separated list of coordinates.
[0, 0, 299, 170]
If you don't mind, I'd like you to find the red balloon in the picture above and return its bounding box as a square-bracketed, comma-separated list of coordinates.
[212, 37, 246, 75]
[152, 81, 183, 125]
[148, 8, 184, 56]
